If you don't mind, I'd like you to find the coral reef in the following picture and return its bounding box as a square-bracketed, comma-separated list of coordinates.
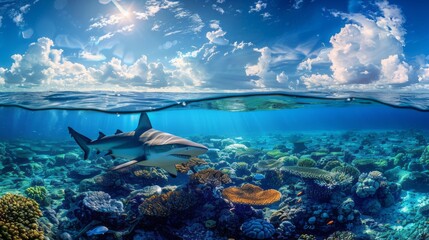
[0, 193, 44, 240]
[25, 186, 50, 206]
[189, 168, 231, 187]
[240, 219, 275, 239]
[176, 157, 208, 174]
[222, 184, 281, 206]
[138, 190, 197, 217]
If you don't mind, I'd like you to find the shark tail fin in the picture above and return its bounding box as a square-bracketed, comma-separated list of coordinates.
[68, 127, 91, 160]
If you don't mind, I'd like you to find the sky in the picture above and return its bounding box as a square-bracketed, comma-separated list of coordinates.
[0, 0, 428, 92]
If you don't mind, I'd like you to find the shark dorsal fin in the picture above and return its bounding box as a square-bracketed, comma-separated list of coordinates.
[135, 112, 152, 137]
[115, 129, 123, 134]
[98, 132, 106, 139]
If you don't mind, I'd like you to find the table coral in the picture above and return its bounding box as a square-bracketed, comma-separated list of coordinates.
[0, 193, 44, 240]
[222, 183, 281, 206]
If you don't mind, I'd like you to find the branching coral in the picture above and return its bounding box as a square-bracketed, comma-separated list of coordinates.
[222, 184, 281, 206]
[138, 190, 197, 217]
[0, 193, 44, 240]
[189, 169, 231, 187]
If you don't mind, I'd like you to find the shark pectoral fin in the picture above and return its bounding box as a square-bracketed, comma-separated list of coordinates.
[162, 164, 178, 178]
[109, 160, 138, 171]
[135, 112, 152, 137]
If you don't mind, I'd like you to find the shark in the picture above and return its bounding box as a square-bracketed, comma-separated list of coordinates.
[67, 112, 208, 177]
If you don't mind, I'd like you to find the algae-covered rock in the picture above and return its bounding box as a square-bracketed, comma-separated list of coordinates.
[352, 158, 389, 172]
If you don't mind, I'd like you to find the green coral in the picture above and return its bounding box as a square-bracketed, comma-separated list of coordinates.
[419, 145, 429, 168]
[332, 165, 361, 182]
[266, 149, 288, 159]
[297, 158, 316, 167]
[282, 166, 333, 181]
[352, 158, 389, 172]
[323, 160, 343, 171]
[25, 186, 49, 206]
[279, 155, 299, 166]
[0, 193, 44, 240]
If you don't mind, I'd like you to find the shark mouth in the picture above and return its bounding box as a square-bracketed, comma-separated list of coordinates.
[171, 154, 192, 159]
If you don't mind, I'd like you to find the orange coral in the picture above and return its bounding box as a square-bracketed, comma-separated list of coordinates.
[222, 183, 281, 206]
[189, 168, 231, 187]
[176, 157, 208, 174]
[139, 190, 197, 217]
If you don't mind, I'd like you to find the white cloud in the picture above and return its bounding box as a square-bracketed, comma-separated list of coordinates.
[134, 0, 178, 20]
[212, 4, 224, 14]
[19, 4, 31, 13]
[206, 21, 229, 45]
[79, 51, 106, 61]
[1, 38, 96, 88]
[379, 54, 410, 84]
[231, 41, 253, 53]
[12, 11, 24, 26]
[276, 71, 288, 83]
[249, 1, 267, 13]
[293, 0, 304, 9]
[300, 74, 333, 88]
[245, 47, 285, 88]
[418, 64, 429, 82]
[261, 12, 271, 19]
[375, 0, 405, 45]
[88, 14, 123, 30]
[297, 48, 330, 71]
[301, 1, 410, 88]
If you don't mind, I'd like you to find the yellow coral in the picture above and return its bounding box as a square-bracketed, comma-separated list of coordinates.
[0, 193, 44, 240]
[222, 183, 281, 206]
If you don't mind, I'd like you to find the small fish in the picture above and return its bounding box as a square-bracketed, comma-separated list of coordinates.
[297, 191, 304, 196]
[327, 220, 334, 225]
[87, 226, 109, 236]
[253, 173, 266, 180]
[296, 198, 302, 203]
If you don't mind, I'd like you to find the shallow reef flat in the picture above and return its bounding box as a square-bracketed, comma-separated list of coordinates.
[1, 129, 429, 239]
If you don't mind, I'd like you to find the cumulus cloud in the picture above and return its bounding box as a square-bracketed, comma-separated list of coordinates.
[245, 47, 286, 88]
[79, 51, 106, 61]
[300, 1, 411, 88]
[418, 64, 429, 82]
[0, 37, 174, 90]
[206, 20, 229, 45]
[1, 38, 96, 88]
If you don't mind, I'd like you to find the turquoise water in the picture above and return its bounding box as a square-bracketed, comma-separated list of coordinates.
[1, 92, 429, 239]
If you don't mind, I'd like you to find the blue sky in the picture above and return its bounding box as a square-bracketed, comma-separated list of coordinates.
[0, 0, 428, 92]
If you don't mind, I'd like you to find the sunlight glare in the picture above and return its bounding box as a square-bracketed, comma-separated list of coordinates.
[112, 0, 130, 17]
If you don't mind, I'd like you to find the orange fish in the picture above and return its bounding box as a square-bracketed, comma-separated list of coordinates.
[297, 191, 304, 196]
[297, 198, 302, 203]
[327, 220, 334, 225]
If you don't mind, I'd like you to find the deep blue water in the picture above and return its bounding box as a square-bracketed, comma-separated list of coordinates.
[1, 99, 429, 140]
[2, 92, 429, 240]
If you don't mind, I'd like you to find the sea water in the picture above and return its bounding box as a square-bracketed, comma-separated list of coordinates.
[0, 92, 429, 239]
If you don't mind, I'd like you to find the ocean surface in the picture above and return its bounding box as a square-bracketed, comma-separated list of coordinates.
[1, 91, 429, 240]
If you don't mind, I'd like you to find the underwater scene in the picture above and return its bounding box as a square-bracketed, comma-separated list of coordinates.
[1, 93, 429, 240]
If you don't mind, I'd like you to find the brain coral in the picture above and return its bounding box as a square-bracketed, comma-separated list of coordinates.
[241, 219, 275, 239]
[222, 183, 281, 206]
[189, 168, 231, 187]
[139, 190, 197, 217]
[0, 193, 44, 240]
